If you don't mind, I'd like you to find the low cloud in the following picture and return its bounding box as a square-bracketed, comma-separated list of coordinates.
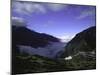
[18, 42, 66, 58]
[59, 35, 75, 42]
[12, 16, 27, 27]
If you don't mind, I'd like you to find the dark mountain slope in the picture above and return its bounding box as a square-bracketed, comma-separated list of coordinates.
[12, 26, 60, 48]
[62, 26, 96, 57]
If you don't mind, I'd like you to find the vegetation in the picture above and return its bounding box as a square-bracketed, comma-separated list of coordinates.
[12, 54, 96, 74]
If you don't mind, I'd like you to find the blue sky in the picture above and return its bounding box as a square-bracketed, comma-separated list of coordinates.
[12, 1, 96, 41]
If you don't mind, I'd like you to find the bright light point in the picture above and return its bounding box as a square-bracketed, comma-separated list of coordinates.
[65, 56, 72, 60]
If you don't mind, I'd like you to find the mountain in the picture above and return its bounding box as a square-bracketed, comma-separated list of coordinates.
[12, 26, 67, 58]
[12, 26, 60, 48]
[12, 26, 66, 74]
[59, 26, 96, 70]
[62, 26, 96, 57]
[12, 26, 96, 74]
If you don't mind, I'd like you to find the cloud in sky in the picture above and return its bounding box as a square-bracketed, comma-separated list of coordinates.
[77, 8, 96, 20]
[12, 1, 67, 15]
[12, 16, 27, 27]
[12, 1, 46, 15]
[47, 3, 67, 11]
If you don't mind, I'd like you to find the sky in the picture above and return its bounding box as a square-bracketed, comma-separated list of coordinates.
[12, 1, 96, 42]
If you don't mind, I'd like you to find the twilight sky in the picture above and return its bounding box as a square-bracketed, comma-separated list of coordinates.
[12, 1, 96, 42]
